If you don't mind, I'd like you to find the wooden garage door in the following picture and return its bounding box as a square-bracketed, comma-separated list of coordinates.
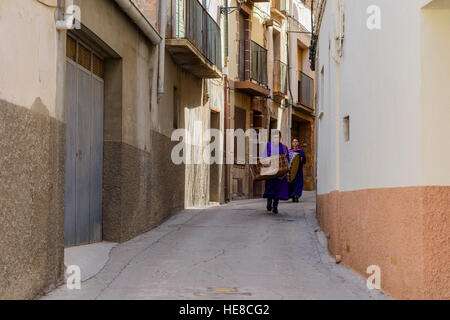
[65, 35, 104, 247]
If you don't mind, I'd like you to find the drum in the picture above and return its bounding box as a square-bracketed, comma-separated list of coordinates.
[254, 154, 289, 181]
[288, 153, 301, 183]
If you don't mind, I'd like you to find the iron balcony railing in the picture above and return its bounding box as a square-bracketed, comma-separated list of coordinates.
[172, 0, 222, 69]
[298, 71, 314, 110]
[273, 60, 287, 95]
[272, 0, 287, 13]
[238, 40, 268, 87]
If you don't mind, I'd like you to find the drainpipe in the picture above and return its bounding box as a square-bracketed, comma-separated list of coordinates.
[223, 0, 230, 203]
[157, 0, 167, 97]
[56, 12, 76, 30]
[313, 0, 321, 212]
[286, 0, 294, 142]
[55, 0, 66, 123]
[114, 0, 162, 45]
[56, 0, 64, 28]
[224, 73, 230, 203]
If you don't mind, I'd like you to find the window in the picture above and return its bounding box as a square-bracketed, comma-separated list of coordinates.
[92, 54, 104, 78]
[343, 116, 350, 142]
[67, 35, 104, 80]
[78, 43, 92, 71]
[66, 35, 77, 61]
[234, 107, 246, 165]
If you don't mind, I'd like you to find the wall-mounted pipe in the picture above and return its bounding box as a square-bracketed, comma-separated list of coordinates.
[56, 1, 80, 30]
[56, 13, 76, 30]
[157, 0, 167, 96]
[223, 0, 230, 203]
[114, 0, 162, 45]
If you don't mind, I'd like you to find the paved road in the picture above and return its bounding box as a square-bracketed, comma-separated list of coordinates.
[43, 192, 388, 300]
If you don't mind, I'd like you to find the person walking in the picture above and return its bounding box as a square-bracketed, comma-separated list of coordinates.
[263, 130, 289, 214]
[288, 138, 306, 203]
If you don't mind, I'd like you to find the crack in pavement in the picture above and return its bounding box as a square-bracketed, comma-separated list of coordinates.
[93, 210, 207, 300]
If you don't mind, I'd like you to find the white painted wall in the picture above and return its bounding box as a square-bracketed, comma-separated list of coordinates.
[316, 0, 450, 194]
[420, 6, 450, 186]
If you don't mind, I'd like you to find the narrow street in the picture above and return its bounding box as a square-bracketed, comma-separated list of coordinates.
[43, 192, 387, 300]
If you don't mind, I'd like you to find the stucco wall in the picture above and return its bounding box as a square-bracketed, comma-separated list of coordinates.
[251, 4, 268, 47]
[0, 0, 65, 299]
[0, 0, 222, 299]
[315, 0, 450, 299]
[317, 0, 424, 195]
[73, 0, 188, 241]
[159, 48, 225, 208]
[0, 0, 59, 118]
[318, 186, 450, 299]
[420, 8, 450, 186]
[73, 0, 153, 151]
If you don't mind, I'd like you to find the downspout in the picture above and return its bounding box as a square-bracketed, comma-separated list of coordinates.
[158, 0, 167, 97]
[286, 0, 294, 142]
[55, 0, 66, 123]
[223, 0, 230, 203]
[313, 0, 322, 214]
[114, 0, 162, 45]
[54, 2, 68, 276]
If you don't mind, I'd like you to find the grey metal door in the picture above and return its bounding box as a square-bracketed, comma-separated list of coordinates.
[65, 36, 104, 247]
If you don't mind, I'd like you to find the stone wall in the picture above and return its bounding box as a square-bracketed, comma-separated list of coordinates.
[103, 131, 185, 243]
[0, 99, 65, 299]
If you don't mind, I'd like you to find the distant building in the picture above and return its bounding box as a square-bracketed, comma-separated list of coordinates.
[225, 0, 316, 200]
[289, 0, 316, 191]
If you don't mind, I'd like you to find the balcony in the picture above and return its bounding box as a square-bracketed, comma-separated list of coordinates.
[235, 40, 270, 97]
[167, 0, 222, 79]
[296, 1, 313, 32]
[273, 60, 287, 98]
[297, 71, 314, 110]
[271, 0, 287, 21]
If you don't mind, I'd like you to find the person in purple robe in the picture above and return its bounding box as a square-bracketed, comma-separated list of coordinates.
[263, 130, 289, 214]
[288, 138, 307, 203]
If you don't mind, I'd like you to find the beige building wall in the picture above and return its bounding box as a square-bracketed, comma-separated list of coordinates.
[251, 3, 267, 47]
[0, 0, 177, 299]
[0, 0, 65, 300]
[420, 6, 450, 186]
[0, 0, 59, 117]
[69, 0, 181, 245]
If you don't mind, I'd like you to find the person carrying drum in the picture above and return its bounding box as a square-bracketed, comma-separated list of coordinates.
[262, 130, 289, 214]
[288, 138, 306, 203]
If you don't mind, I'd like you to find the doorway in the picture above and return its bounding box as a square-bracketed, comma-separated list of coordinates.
[291, 116, 315, 191]
[209, 111, 221, 203]
[269, 118, 278, 141]
[65, 35, 104, 247]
